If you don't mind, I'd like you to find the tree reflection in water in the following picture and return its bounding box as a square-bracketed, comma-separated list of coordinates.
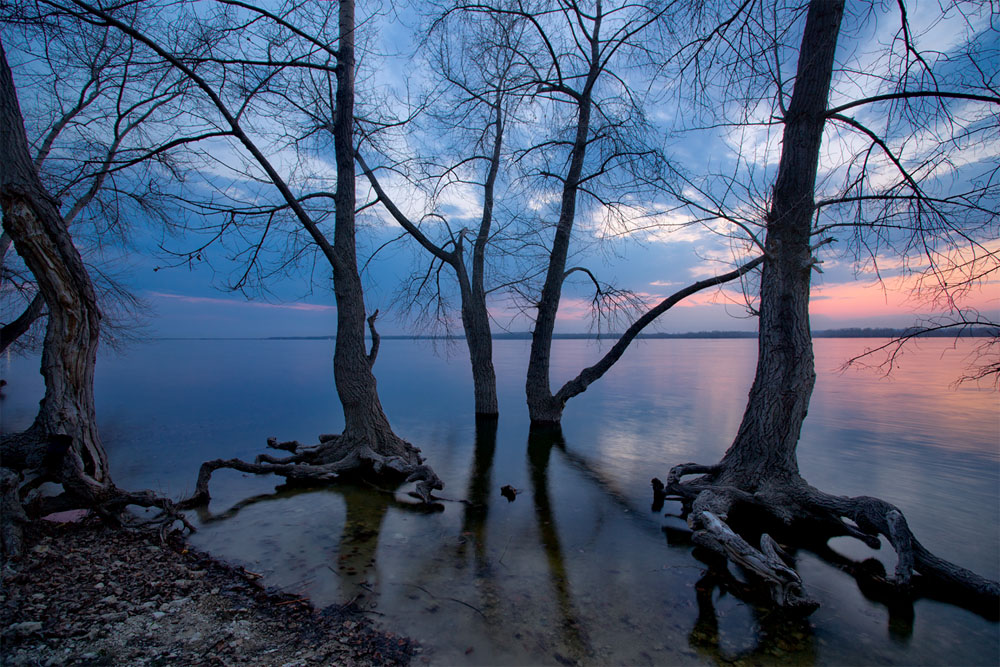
[689, 570, 816, 665]
[193, 481, 440, 607]
[527, 424, 593, 661]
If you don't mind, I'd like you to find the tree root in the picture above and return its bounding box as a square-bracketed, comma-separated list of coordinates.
[1, 464, 195, 559]
[182, 432, 443, 508]
[655, 460, 1000, 616]
[692, 510, 818, 614]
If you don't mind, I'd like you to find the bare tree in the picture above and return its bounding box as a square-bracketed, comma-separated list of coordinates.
[1, 4, 204, 354]
[55, 0, 444, 502]
[354, 7, 540, 417]
[659, 0, 999, 613]
[0, 41, 190, 557]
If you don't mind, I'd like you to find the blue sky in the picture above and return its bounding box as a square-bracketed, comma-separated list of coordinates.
[4, 0, 997, 339]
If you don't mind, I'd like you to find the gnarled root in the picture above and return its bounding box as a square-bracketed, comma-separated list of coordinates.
[800, 488, 1000, 604]
[654, 460, 1000, 616]
[2, 464, 194, 559]
[692, 510, 818, 614]
[183, 432, 443, 508]
[682, 486, 818, 614]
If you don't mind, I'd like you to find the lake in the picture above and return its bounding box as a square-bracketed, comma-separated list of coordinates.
[2, 337, 997, 665]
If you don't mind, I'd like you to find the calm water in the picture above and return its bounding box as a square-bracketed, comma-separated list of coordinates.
[2, 338, 998, 665]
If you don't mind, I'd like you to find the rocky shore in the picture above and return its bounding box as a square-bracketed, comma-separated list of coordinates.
[1, 517, 415, 666]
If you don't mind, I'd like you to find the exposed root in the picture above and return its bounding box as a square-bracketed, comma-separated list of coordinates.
[2, 464, 194, 559]
[694, 511, 818, 613]
[799, 487, 1000, 601]
[183, 432, 443, 508]
[655, 460, 1000, 616]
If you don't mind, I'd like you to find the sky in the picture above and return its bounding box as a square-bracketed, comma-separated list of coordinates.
[4, 0, 998, 340]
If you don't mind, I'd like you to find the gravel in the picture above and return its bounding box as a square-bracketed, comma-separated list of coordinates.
[1, 518, 415, 666]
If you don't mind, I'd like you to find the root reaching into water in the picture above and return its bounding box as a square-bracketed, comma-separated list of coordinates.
[182, 432, 443, 508]
[653, 460, 1000, 617]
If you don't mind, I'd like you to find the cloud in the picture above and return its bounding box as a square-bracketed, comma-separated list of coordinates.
[148, 291, 336, 313]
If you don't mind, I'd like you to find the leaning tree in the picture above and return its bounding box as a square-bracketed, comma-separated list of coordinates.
[57, 0, 443, 502]
[0, 40, 191, 557]
[1, 3, 204, 354]
[657, 0, 999, 612]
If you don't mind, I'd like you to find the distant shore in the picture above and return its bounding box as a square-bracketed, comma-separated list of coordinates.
[155, 327, 999, 342]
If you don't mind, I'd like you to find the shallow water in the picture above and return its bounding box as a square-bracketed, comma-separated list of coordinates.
[2, 338, 997, 665]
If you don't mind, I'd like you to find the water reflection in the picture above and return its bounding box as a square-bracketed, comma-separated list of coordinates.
[689, 570, 815, 665]
[458, 417, 499, 574]
[193, 482, 441, 608]
[527, 424, 592, 661]
[8, 338, 986, 665]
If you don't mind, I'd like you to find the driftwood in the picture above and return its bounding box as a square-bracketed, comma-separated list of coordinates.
[691, 510, 817, 613]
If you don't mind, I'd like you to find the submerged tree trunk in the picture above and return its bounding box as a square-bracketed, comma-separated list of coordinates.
[356, 88, 504, 418]
[657, 0, 998, 614]
[525, 72, 595, 425]
[458, 266, 499, 417]
[186, 0, 442, 504]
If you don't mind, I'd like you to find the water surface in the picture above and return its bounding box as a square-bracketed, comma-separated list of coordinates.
[2, 338, 997, 665]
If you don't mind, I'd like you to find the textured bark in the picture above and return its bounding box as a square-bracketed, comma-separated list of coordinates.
[0, 43, 192, 553]
[329, 0, 437, 491]
[714, 0, 841, 491]
[0, 42, 110, 503]
[656, 0, 998, 615]
[182, 1, 441, 504]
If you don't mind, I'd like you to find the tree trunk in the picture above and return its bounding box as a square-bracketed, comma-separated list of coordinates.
[659, 0, 997, 613]
[331, 0, 406, 452]
[525, 82, 595, 425]
[459, 277, 499, 417]
[715, 0, 844, 490]
[187, 1, 442, 505]
[0, 42, 111, 503]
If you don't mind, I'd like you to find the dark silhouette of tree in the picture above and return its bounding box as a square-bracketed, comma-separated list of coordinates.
[1, 4, 204, 353]
[659, 0, 999, 613]
[431, 0, 765, 424]
[354, 8, 534, 417]
[54, 0, 443, 502]
[0, 41, 189, 557]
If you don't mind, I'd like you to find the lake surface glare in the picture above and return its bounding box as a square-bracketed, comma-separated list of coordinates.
[2, 338, 997, 665]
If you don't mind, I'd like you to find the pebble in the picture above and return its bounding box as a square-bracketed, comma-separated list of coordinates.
[7, 621, 43, 635]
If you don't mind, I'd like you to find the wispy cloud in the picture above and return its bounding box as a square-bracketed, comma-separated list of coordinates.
[148, 291, 336, 313]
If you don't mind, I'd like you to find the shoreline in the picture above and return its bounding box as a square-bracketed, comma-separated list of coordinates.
[1, 518, 416, 666]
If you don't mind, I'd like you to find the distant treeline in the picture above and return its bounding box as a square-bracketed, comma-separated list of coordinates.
[258, 327, 998, 341]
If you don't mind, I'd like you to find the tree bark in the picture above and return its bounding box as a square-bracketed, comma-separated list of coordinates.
[184, 1, 442, 505]
[458, 269, 499, 417]
[0, 41, 111, 503]
[525, 65, 597, 425]
[715, 0, 843, 489]
[659, 0, 998, 613]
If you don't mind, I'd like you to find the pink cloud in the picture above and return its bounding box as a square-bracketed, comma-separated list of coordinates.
[148, 291, 336, 313]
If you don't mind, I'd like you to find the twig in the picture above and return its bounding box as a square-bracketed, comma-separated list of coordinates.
[394, 583, 486, 619]
[498, 535, 512, 567]
[275, 597, 309, 607]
